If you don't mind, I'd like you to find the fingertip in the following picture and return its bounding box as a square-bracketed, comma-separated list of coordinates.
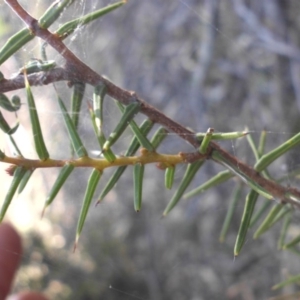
[0, 222, 22, 298]
[0, 222, 22, 255]
[8, 291, 48, 300]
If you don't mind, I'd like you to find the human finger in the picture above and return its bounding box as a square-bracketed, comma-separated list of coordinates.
[8, 291, 48, 300]
[0, 223, 22, 300]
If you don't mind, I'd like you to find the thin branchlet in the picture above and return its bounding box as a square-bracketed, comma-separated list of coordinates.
[2, 0, 300, 210]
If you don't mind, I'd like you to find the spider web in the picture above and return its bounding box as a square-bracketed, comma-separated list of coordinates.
[1, 0, 300, 299]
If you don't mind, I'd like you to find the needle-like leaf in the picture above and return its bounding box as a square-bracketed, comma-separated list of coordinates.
[255, 132, 300, 172]
[0, 166, 27, 222]
[199, 128, 214, 154]
[212, 150, 273, 199]
[42, 163, 75, 216]
[184, 170, 233, 199]
[165, 166, 175, 189]
[57, 96, 87, 158]
[115, 101, 154, 152]
[56, 1, 126, 39]
[18, 169, 34, 194]
[38, 0, 76, 29]
[258, 130, 267, 158]
[150, 127, 168, 149]
[219, 182, 243, 243]
[196, 131, 248, 140]
[246, 130, 271, 179]
[249, 200, 271, 228]
[253, 203, 285, 239]
[88, 102, 116, 162]
[246, 131, 260, 161]
[283, 232, 300, 249]
[272, 274, 300, 290]
[163, 160, 205, 216]
[0, 94, 20, 112]
[71, 82, 85, 130]
[97, 119, 153, 203]
[0, 111, 19, 134]
[103, 102, 141, 151]
[133, 163, 144, 212]
[25, 74, 49, 160]
[93, 84, 106, 132]
[234, 189, 258, 256]
[75, 168, 102, 249]
[0, 0, 75, 65]
[0, 28, 33, 67]
[70, 82, 85, 157]
[8, 135, 22, 157]
[278, 211, 292, 250]
[91, 84, 116, 162]
[19, 60, 56, 75]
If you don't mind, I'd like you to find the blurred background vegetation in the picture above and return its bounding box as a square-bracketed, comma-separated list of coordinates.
[1, 0, 300, 299]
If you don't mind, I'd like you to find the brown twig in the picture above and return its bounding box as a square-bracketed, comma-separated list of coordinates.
[3, 0, 300, 209]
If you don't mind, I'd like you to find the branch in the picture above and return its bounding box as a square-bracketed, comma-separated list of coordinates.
[3, 0, 300, 209]
[0, 68, 68, 92]
[0, 150, 191, 169]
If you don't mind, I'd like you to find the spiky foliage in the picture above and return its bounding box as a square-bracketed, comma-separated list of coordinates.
[1, 0, 300, 292]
